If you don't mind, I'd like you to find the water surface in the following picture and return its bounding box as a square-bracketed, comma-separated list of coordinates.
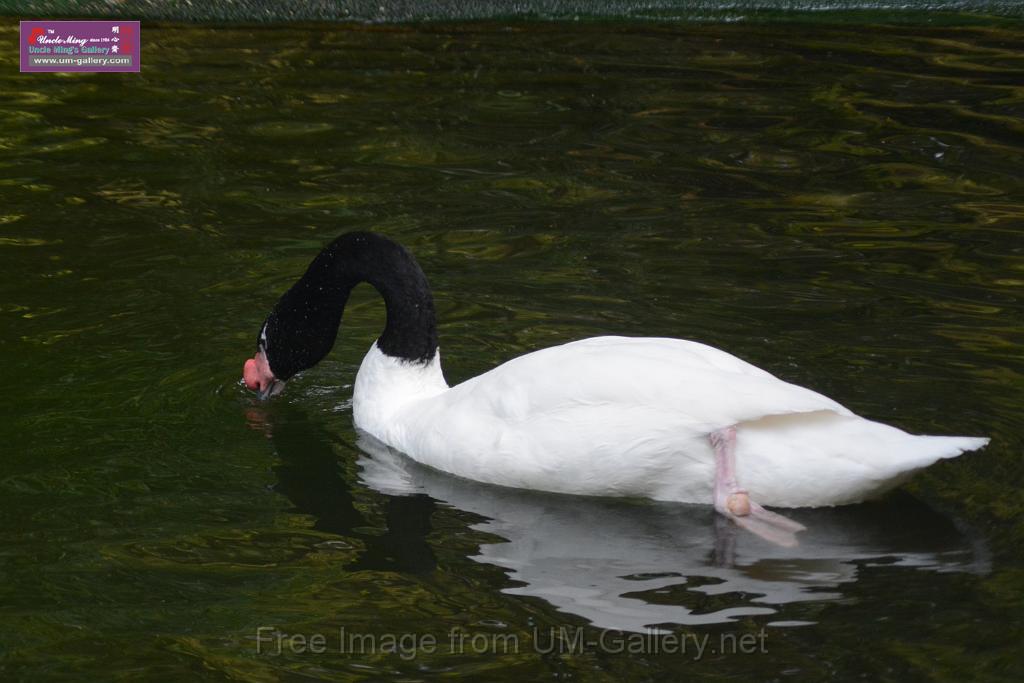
[1, 20, 1022, 681]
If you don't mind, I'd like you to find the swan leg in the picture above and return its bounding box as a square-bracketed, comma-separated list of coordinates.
[711, 426, 806, 547]
[712, 514, 738, 568]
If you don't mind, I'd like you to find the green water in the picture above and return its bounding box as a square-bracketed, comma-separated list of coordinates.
[8, 0, 1024, 23]
[1, 19, 1023, 681]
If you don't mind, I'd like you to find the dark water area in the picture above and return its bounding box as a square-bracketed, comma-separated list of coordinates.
[7, 0, 1024, 23]
[0, 19, 1022, 681]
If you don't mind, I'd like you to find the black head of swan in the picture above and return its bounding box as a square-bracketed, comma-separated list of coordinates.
[244, 232, 437, 398]
[243, 230, 989, 547]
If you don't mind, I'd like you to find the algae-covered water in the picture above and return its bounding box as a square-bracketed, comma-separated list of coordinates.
[1, 19, 1022, 681]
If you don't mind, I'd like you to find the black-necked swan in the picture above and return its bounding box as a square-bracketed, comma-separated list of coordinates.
[242, 231, 989, 545]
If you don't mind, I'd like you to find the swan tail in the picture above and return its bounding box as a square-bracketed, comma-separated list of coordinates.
[734, 411, 990, 508]
[896, 434, 990, 468]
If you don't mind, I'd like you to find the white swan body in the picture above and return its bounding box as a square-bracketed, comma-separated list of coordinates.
[244, 232, 989, 516]
[353, 336, 988, 508]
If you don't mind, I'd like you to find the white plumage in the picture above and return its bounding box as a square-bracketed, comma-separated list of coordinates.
[352, 335, 988, 508]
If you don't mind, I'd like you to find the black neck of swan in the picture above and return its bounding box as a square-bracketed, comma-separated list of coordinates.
[258, 232, 438, 381]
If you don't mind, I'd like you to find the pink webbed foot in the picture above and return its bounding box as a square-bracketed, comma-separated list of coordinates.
[710, 426, 806, 547]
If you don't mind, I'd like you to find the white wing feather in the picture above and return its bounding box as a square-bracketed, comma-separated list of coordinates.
[355, 337, 988, 507]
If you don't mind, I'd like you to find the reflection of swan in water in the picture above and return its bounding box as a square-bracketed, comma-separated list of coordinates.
[355, 433, 990, 632]
[253, 406, 440, 575]
[251, 407, 989, 633]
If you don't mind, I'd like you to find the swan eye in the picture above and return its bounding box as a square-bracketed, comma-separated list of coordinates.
[258, 323, 269, 352]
